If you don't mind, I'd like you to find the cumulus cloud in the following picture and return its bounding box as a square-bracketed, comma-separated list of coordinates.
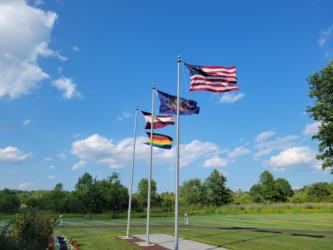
[47, 175, 55, 180]
[254, 135, 299, 159]
[71, 134, 221, 170]
[303, 122, 320, 137]
[227, 146, 251, 158]
[219, 93, 245, 104]
[203, 156, 229, 168]
[18, 182, 34, 190]
[0, 0, 58, 98]
[22, 119, 31, 126]
[255, 130, 276, 143]
[52, 76, 80, 99]
[265, 146, 317, 170]
[0, 146, 31, 162]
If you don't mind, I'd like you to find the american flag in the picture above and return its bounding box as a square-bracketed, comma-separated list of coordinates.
[185, 63, 240, 93]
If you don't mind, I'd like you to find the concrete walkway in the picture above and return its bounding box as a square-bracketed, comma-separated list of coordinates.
[133, 234, 227, 250]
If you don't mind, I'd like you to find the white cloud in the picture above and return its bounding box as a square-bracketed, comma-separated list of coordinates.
[49, 165, 55, 169]
[227, 146, 251, 158]
[73, 46, 80, 52]
[33, 42, 66, 61]
[52, 76, 80, 100]
[255, 130, 276, 143]
[0, 146, 31, 162]
[0, 0, 58, 98]
[319, 25, 333, 59]
[313, 160, 324, 170]
[219, 93, 245, 104]
[203, 156, 229, 168]
[18, 182, 34, 190]
[47, 175, 55, 180]
[117, 112, 131, 121]
[319, 25, 333, 48]
[303, 122, 320, 137]
[73, 160, 86, 170]
[179, 140, 220, 166]
[57, 152, 66, 160]
[22, 119, 31, 126]
[254, 135, 299, 159]
[44, 157, 53, 161]
[265, 146, 317, 170]
[71, 134, 220, 170]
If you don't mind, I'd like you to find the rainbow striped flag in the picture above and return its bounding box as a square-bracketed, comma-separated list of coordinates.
[145, 132, 173, 149]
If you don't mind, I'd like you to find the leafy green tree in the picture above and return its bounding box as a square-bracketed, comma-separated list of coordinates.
[47, 183, 68, 213]
[99, 173, 128, 218]
[74, 173, 104, 216]
[75, 172, 94, 191]
[250, 171, 293, 202]
[180, 178, 206, 206]
[0, 189, 20, 214]
[306, 182, 331, 202]
[160, 192, 174, 212]
[249, 184, 264, 203]
[275, 178, 294, 202]
[306, 61, 333, 173]
[136, 178, 158, 209]
[290, 182, 333, 203]
[259, 171, 277, 201]
[204, 169, 232, 206]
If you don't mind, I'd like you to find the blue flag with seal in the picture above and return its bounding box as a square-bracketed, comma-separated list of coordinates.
[156, 90, 200, 115]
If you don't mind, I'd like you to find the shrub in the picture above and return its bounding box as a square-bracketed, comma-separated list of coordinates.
[0, 209, 56, 250]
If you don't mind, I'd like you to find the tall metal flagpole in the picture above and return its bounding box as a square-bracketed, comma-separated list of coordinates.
[126, 105, 138, 238]
[146, 83, 155, 245]
[174, 56, 181, 250]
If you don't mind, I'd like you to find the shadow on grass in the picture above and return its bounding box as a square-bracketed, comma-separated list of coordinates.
[222, 234, 277, 246]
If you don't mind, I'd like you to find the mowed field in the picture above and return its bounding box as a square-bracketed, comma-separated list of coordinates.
[52, 213, 333, 250]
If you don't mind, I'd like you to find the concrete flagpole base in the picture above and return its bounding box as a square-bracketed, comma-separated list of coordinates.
[118, 236, 134, 240]
[135, 241, 155, 247]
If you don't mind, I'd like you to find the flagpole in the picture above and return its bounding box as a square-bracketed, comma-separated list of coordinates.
[146, 83, 155, 245]
[174, 55, 181, 250]
[126, 105, 138, 238]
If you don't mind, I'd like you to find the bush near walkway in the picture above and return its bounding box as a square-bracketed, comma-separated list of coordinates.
[0, 209, 55, 250]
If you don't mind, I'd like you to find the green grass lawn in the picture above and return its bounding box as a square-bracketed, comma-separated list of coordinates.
[53, 212, 333, 250]
[59, 213, 333, 231]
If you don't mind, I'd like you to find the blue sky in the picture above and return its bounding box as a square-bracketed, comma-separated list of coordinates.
[0, 0, 332, 192]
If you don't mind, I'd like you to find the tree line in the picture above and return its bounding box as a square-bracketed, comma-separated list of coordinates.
[1, 169, 332, 215]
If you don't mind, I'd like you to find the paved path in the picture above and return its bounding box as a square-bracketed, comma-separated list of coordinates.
[133, 234, 227, 250]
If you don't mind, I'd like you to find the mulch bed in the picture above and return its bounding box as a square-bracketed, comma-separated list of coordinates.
[117, 236, 169, 250]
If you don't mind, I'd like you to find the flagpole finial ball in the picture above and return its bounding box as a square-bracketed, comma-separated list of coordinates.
[177, 55, 181, 62]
